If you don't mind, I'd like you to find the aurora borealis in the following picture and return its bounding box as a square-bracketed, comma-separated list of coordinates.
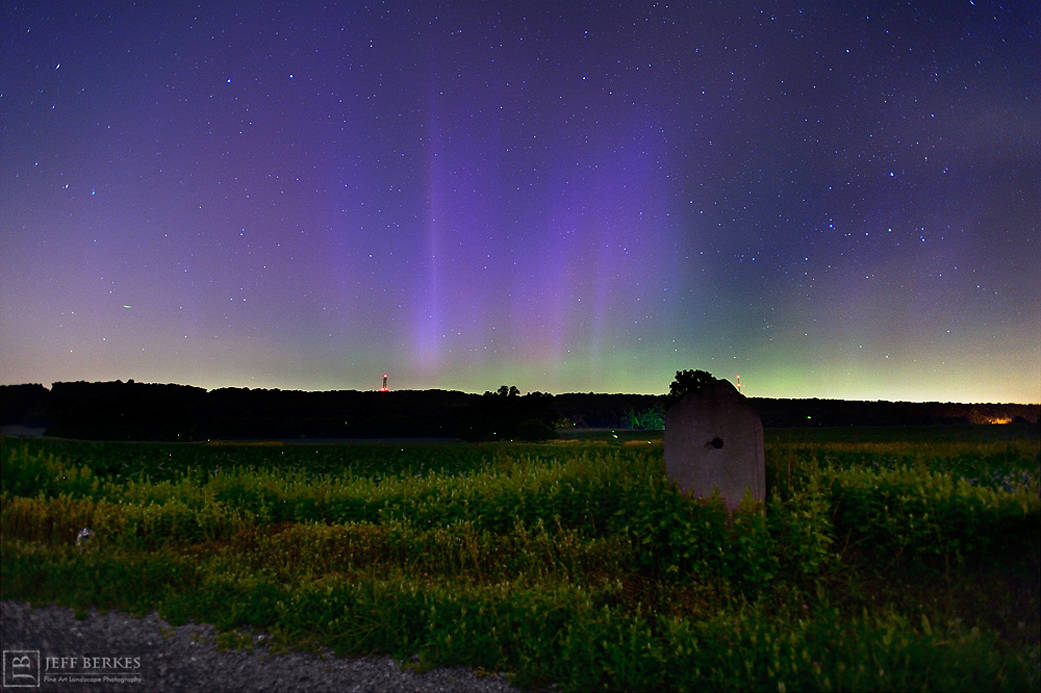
[2, 2, 1039, 402]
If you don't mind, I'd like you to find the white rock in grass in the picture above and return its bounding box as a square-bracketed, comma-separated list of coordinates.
[76, 527, 95, 550]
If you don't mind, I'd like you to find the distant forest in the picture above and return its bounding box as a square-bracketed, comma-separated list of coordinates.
[1, 381, 1037, 442]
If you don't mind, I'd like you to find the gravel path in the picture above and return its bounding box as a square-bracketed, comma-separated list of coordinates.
[1, 601, 525, 693]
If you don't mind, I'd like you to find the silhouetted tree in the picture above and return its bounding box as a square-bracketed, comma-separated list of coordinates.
[462, 386, 553, 440]
[667, 369, 717, 406]
[488, 385, 521, 398]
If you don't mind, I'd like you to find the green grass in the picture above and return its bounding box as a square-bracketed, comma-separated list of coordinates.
[2, 426, 1038, 691]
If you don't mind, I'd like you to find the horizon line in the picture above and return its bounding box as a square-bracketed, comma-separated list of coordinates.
[2, 379, 1038, 407]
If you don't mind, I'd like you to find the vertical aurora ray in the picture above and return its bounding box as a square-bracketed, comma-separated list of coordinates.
[416, 83, 444, 373]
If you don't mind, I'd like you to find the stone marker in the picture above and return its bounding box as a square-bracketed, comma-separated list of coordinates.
[664, 379, 765, 511]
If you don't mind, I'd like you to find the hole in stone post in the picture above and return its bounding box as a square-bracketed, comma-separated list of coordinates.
[707, 437, 724, 449]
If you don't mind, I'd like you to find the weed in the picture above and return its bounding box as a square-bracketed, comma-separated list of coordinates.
[2, 430, 1037, 691]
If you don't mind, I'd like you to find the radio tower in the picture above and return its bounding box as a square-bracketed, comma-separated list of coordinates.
[380, 373, 389, 392]
[735, 374, 742, 393]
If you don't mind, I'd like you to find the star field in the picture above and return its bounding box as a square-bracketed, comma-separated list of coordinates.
[2, 1, 1039, 403]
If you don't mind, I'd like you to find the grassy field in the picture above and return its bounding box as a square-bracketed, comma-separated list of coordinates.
[2, 425, 1038, 691]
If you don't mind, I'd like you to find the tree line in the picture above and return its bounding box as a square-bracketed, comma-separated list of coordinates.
[0, 380, 1037, 441]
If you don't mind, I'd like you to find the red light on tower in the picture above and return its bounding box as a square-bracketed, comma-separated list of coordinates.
[735, 375, 742, 393]
[380, 373, 389, 392]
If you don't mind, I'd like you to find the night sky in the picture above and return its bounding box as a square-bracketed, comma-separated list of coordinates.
[2, 2, 1039, 403]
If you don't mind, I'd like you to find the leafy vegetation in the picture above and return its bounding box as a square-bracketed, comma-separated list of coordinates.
[625, 407, 665, 431]
[2, 426, 1038, 691]
[667, 368, 718, 405]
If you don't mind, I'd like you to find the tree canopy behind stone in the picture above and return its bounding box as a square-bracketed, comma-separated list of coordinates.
[668, 369, 718, 406]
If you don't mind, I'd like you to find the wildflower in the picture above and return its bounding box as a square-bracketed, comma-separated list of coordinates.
[76, 528, 94, 549]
